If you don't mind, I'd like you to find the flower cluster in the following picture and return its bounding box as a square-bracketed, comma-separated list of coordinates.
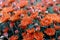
[0, 0, 60, 40]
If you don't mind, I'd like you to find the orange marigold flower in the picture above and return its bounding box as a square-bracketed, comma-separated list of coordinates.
[10, 35, 18, 40]
[3, 12, 10, 19]
[14, 9, 27, 16]
[23, 35, 34, 40]
[40, 17, 53, 26]
[20, 16, 32, 27]
[9, 15, 20, 21]
[30, 12, 38, 19]
[0, 17, 8, 23]
[34, 32, 44, 40]
[55, 17, 60, 23]
[45, 14, 57, 20]
[0, 12, 10, 23]
[14, 10, 22, 16]
[26, 28, 35, 33]
[14, 9, 28, 17]
[44, 28, 56, 36]
[36, 3, 47, 12]
[45, 14, 60, 23]
[22, 33, 34, 40]
[2, 7, 14, 13]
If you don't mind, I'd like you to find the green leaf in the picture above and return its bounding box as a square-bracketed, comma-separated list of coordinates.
[47, 7, 54, 13]
[28, 24, 34, 29]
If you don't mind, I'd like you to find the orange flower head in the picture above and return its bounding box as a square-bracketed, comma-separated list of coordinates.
[10, 35, 18, 40]
[2, 7, 14, 13]
[44, 28, 56, 36]
[30, 12, 38, 19]
[20, 16, 32, 27]
[34, 32, 44, 40]
[40, 17, 53, 26]
[9, 15, 20, 21]
[26, 28, 35, 33]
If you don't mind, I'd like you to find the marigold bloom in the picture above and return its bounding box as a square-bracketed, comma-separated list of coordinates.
[26, 28, 35, 33]
[34, 32, 44, 40]
[2, 7, 14, 13]
[40, 17, 53, 26]
[0, 12, 10, 23]
[13, 10, 22, 16]
[30, 12, 38, 19]
[9, 15, 20, 21]
[22, 28, 44, 40]
[55, 17, 60, 23]
[36, 3, 47, 12]
[14, 9, 27, 16]
[44, 28, 56, 36]
[22, 33, 34, 40]
[20, 16, 32, 27]
[10, 35, 18, 40]
[46, 14, 57, 20]
[0, 17, 8, 23]
[45, 14, 60, 23]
